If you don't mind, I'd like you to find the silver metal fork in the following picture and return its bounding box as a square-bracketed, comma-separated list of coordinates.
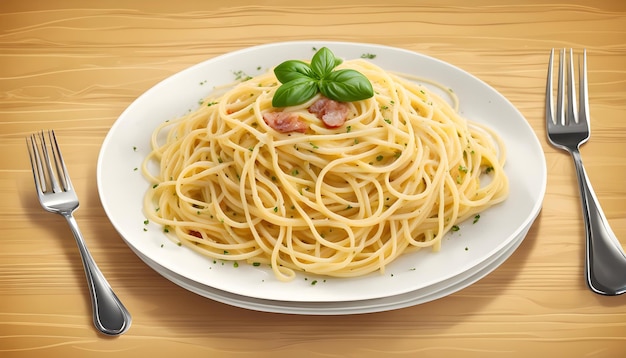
[27, 130, 132, 334]
[546, 49, 626, 295]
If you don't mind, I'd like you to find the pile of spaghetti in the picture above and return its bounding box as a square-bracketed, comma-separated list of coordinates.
[142, 56, 509, 281]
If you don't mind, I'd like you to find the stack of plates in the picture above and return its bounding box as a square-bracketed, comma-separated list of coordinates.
[97, 42, 546, 314]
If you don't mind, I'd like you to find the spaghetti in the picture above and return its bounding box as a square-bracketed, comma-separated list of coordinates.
[142, 58, 509, 281]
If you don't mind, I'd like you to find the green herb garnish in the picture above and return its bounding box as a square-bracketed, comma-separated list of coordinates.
[272, 47, 374, 107]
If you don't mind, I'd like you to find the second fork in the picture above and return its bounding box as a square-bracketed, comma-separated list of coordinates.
[546, 49, 626, 296]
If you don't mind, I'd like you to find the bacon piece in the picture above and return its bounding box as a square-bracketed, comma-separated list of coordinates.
[188, 230, 202, 238]
[263, 112, 307, 133]
[309, 97, 350, 128]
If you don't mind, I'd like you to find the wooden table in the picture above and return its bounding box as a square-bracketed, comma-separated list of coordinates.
[1, 1, 625, 357]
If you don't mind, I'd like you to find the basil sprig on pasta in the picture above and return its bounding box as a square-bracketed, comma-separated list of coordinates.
[272, 47, 374, 107]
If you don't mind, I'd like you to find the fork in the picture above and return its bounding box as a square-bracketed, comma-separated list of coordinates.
[27, 130, 132, 335]
[546, 49, 626, 296]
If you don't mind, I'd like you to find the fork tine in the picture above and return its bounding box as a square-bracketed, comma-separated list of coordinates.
[556, 49, 566, 126]
[578, 49, 590, 127]
[49, 130, 73, 191]
[38, 131, 62, 193]
[566, 48, 578, 125]
[546, 48, 555, 127]
[26, 134, 46, 193]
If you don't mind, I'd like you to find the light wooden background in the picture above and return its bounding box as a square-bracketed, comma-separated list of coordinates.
[1, 1, 625, 357]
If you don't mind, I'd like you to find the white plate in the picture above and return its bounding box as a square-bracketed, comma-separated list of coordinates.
[97, 41, 546, 303]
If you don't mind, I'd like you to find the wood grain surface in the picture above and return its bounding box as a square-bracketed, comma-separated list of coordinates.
[1, 1, 625, 357]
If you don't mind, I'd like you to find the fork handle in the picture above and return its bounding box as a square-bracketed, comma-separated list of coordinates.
[64, 213, 132, 335]
[571, 149, 626, 295]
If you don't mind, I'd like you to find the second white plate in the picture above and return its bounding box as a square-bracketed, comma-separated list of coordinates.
[132, 221, 529, 314]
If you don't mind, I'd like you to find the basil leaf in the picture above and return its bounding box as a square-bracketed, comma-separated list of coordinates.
[272, 47, 373, 108]
[272, 77, 319, 107]
[274, 60, 313, 84]
[319, 69, 374, 102]
[310, 47, 340, 79]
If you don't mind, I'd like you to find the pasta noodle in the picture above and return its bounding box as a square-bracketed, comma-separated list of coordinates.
[142, 58, 509, 281]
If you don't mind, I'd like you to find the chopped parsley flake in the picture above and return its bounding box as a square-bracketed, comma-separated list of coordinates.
[233, 70, 252, 81]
